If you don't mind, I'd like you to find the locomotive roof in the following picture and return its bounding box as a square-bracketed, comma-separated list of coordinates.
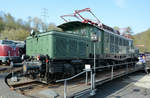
[58, 21, 132, 41]
[58, 21, 93, 31]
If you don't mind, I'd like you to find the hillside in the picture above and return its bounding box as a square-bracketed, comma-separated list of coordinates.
[0, 13, 31, 41]
[0, 12, 60, 41]
[133, 28, 150, 52]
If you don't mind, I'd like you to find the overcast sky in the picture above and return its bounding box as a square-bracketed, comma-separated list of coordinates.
[0, 0, 150, 34]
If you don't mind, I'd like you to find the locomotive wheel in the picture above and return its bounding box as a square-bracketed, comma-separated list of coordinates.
[64, 64, 75, 77]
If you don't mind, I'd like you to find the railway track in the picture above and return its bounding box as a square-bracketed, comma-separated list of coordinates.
[7, 78, 62, 98]
[0, 66, 11, 74]
[4, 62, 144, 98]
[6, 72, 63, 98]
[0, 64, 22, 73]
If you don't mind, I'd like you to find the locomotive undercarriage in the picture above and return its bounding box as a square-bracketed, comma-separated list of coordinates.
[23, 54, 138, 83]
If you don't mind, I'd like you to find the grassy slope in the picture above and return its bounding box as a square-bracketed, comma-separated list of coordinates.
[133, 29, 150, 52]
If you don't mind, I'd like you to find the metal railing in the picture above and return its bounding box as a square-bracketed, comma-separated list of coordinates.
[56, 69, 92, 98]
[56, 61, 143, 98]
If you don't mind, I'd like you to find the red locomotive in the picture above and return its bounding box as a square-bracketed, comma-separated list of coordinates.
[0, 40, 21, 64]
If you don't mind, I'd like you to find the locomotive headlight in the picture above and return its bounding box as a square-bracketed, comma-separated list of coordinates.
[91, 33, 98, 42]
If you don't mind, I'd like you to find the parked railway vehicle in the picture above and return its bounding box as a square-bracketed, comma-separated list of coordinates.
[13, 40, 26, 57]
[23, 8, 139, 83]
[0, 40, 21, 64]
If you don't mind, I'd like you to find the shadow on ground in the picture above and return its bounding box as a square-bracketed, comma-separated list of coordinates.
[90, 71, 150, 98]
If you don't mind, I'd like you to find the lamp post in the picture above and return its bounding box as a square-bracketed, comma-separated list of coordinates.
[91, 33, 98, 72]
[90, 33, 98, 96]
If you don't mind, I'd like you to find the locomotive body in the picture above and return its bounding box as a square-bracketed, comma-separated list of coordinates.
[23, 21, 138, 83]
[0, 40, 20, 64]
[26, 22, 137, 60]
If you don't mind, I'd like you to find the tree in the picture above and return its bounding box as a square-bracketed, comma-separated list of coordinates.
[32, 17, 43, 31]
[0, 12, 31, 40]
[1, 28, 29, 41]
[126, 26, 133, 34]
[4, 13, 16, 29]
[113, 26, 120, 31]
[0, 17, 5, 33]
[47, 23, 62, 31]
[114, 26, 134, 35]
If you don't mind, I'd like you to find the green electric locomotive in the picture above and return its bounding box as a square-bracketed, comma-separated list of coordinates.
[23, 8, 139, 83]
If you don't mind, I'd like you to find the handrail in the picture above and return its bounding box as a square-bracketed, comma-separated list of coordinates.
[56, 62, 135, 83]
[95, 62, 135, 69]
[56, 70, 90, 83]
[56, 70, 91, 98]
[55, 61, 138, 98]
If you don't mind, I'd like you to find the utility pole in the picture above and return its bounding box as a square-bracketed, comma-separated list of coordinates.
[41, 8, 49, 32]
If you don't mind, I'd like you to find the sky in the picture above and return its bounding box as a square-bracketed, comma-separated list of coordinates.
[0, 0, 150, 34]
